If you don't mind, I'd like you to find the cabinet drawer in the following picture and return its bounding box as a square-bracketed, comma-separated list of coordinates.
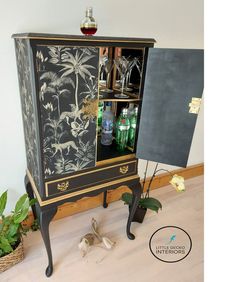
[45, 160, 137, 197]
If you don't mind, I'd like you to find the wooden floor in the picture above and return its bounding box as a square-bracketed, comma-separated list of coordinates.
[1, 176, 203, 282]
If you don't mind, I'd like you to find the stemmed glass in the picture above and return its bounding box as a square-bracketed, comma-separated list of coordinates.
[134, 57, 143, 78]
[100, 56, 114, 93]
[126, 57, 143, 93]
[124, 58, 136, 91]
[113, 56, 130, 98]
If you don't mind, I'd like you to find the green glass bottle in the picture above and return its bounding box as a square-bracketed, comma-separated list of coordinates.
[116, 108, 130, 151]
[97, 101, 104, 134]
[128, 106, 138, 147]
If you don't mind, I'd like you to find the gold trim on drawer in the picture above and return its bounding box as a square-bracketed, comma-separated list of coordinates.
[45, 160, 136, 185]
[26, 169, 139, 206]
[120, 165, 129, 174]
[45, 160, 137, 197]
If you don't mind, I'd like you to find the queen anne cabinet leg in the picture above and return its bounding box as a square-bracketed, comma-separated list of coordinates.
[39, 206, 57, 277]
[24, 174, 37, 220]
[126, 181, 142, 240]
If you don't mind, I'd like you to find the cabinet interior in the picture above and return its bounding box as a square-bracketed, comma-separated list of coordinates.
[96, 46, 144, 163]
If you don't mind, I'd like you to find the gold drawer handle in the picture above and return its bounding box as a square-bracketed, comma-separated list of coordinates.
[57, 181, 69, 191]
[120, 165, 129, 174]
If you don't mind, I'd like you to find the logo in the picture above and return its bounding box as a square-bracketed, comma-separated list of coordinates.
[167, 235, 176, 245]
[149, 226, 192, 263]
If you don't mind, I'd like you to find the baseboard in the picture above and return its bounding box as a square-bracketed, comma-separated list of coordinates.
[23, 163, 204, 227]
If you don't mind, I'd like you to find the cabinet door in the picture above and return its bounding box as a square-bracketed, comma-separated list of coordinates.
[136, 48, 204, 167]
[34, 44, 99, 179]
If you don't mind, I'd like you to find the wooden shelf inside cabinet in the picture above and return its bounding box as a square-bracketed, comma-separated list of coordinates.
[98, 90, 140, 102]
[96, 136, 135, 162]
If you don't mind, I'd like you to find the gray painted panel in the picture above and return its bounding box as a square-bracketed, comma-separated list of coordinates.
[136, 48, 204, 167]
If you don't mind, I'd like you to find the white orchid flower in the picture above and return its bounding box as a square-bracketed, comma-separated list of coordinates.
[169, 174, 185, 192]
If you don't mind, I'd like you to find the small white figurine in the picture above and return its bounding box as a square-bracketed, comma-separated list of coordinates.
[78, 233, 95, 257]
[78, 218, 116, 257]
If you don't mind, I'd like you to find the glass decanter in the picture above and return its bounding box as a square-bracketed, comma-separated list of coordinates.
[80, 7, 97, 36]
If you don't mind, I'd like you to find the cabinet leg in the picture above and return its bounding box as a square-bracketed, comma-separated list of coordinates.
[39, 207, 57, 277]
[103, 191, 108, 208]
[126, 182, 142, 240]
[24, 174, 37, 220]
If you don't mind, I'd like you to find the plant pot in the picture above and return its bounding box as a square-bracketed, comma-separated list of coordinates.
[129, 205, 147, 223]
[0, 239, 24, 273]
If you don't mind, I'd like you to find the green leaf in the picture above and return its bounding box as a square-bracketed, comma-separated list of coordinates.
[2, 215, 11, 225]
[0, 190, 7, 216]
[14, 194, 28, 213]
[7, 237, 18, 244]
[142, 204, 160, 212]
[7, 223, 19, 237]
[0, 237, 13, 253]
[29, 198, 37, 206]
[121, 193, 133, 205]
[13, 197, 30, 224]
[139, 197, 162, 210]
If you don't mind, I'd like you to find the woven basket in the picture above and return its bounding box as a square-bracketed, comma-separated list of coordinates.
[0, 240, 24, 273]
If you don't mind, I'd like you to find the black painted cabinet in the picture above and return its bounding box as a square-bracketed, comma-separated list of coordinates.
[13, 33, 203, 204]
[13, 33, 203, 276]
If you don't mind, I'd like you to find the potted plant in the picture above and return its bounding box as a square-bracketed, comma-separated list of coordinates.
[0, 190, 36, 272]
[121, 162, 185, 223]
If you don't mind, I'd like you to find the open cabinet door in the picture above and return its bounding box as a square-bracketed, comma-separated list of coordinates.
[136, 48, 204, 167]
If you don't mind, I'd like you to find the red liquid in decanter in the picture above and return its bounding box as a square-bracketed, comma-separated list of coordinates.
[80, 27, 97, 36]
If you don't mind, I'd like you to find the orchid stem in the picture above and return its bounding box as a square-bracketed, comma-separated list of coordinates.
[142, 160, 149, 198]
[145, 167, 174, 198]
[145, 163, 159, 199]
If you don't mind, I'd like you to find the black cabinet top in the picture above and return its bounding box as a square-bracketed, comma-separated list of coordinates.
[12, 33, 156, 47]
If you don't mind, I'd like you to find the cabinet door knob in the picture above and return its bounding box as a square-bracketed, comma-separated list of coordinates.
[57, 181, 69, 191]
[120, 165, 129, 174]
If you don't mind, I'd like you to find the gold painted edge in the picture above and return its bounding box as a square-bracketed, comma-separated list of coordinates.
[95, 48, 101, 168]
[99, 98, 140, 102]
[27, 169, 139, 206]
[26, 169, 43, 206]
[46, 161, 137, 197]
[96, 154, 136, 166]
[12, 35, 156, 44]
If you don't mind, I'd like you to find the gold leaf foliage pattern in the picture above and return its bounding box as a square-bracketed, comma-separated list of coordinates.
[36, 45, 99, 179]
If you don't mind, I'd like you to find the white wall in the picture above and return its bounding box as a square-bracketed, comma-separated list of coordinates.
[0, 0, 203, 212]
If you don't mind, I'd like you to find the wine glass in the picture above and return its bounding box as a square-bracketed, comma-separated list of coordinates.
[100, 56, 114, 93]
[113, 57, 129, 98]
[124, 57, 136, 92]
[134, 57, 143, 78]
